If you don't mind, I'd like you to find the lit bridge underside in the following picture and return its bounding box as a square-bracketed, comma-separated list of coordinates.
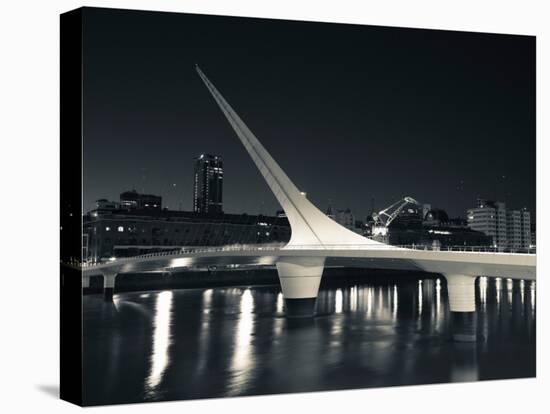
[77, 66, 536, 341]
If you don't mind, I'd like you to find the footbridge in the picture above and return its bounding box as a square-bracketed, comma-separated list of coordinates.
[76, 66, 536, 341]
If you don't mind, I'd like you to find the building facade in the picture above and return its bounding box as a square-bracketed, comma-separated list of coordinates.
[367, 203, 491, 247]
[421, 203, 432, 221]
[391, 204, 423, 230]
[506, 209, 522, 249]
[329, 207, 364, 235]
[334, 208, 355, 231]
[83, 206, 290, 262]
[120, 190, 162, 211]
[193, 154, 223, 214]
[518, 208, 532, 249]
[467, 199, 531, 249]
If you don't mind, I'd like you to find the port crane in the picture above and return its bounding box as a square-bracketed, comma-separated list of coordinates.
[372, 196, 419, 238]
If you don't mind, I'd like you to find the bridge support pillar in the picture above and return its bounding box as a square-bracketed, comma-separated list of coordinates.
[444, 274, 477, 342]
[102, 272, 117, 302]
[82, 275, 90, 289]
[276, 256, 325, 318]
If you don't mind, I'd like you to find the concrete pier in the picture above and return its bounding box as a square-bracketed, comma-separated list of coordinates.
[276, 257, 325, 318]
[445, 274, 477, 342]
[103, 272, 117, 302]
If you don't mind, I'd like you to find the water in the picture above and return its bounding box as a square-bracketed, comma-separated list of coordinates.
[82, 275, 536, 406]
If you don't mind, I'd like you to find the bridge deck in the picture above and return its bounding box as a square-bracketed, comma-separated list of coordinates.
[78, 245, 536, 280]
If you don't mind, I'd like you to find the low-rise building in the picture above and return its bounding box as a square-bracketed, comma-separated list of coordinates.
[83, 204, 290, 262]
[120, 190, 162, 211]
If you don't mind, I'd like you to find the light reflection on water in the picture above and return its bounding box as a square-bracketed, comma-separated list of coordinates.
[392, 284, 398, 321]
[366, 286, 373, 318]
[479, 276, 488, 308]
[276, 292, 284, 314]
[531, 281, 536, 312]
[145, 291, 173, 396]
[435, 279, 442, 317]
[507, 278, 513, 307]
[196, 289, 213, 375]
[83, 275, 536, 405]
[417, 280, 423, 318]
[495, 277, 502, 308]
[227, 289, 255, 395]
[335, 289, 343, 314]
[520, 280, 525, 306]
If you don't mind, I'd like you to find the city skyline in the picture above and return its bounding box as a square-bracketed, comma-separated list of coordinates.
[82, 8, 535, 220]
[86, 165, 534, 223]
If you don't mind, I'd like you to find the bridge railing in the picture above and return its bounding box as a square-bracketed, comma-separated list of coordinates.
[256, 244, 536, 254]
[78, 243, 287, 268]
[394, 244, 536, 254]
[77, 242, 536, 268]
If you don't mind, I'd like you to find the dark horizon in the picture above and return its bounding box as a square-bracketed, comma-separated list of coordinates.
[82, 7, 536, 221]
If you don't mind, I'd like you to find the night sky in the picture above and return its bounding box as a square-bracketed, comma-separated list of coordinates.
[82, 7, 535, 220]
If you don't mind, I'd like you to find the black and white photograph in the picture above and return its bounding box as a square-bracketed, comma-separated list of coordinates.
[1, 1, 548, 413]
[58, 6, 538, 406]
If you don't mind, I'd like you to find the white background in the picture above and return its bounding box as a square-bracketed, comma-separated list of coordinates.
[0, 0, 548, 412]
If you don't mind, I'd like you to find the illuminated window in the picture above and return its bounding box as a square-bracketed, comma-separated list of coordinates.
[118, 226, 124, 232]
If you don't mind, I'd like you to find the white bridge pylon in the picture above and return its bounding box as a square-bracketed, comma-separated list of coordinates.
[196, 65, 383, 250]
[196, 65, 391, 317]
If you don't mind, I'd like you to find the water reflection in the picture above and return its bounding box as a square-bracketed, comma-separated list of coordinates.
[145, 291, 173, 396]
[196, 289, 213, 375]
[350, 285, 358, 312]
[276, 292, 284, 313]
[83, 274, 536, 405]
[495, 277, 502, 309]
[435, 279, 441, 314]
[531, 281, 536, 312]
[392, 284, 398, 321]
[451, 343, 478, 382]
[507, 279, 513, 307]
[335, 289, 343, 314]
[417, 280, 423, 317]
[479, 277, 487, 308]
[228, 289, 255, 395]
[520, 280, 525, 306]
[366, 286, 373, 318]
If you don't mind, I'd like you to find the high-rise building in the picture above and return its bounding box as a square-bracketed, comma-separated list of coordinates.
[504, 207, 531, 249]
[467, 199, 531, 250]
[494, 201, 508, 247]
[193, 154, 223, 214]
[467, 199, 505, 248]
[506, 209, 522, 249]
[518, 208, 532, 249]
